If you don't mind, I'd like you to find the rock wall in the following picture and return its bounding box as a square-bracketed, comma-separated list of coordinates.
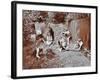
[79, 16, 91, 50]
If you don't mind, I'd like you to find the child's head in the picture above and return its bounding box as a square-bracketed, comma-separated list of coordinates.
[77, 38, 82, 42]
[37, 16, 43, 23]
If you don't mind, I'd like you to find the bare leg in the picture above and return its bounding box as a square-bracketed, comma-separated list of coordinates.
[67, 37, 70, 45]
[36, 48, 40, 59]
[79, 41, 83, 50]
[79, 44, 82, 50]
[66, 37, 70, 50]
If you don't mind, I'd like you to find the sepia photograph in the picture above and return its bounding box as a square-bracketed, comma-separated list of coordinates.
[23, 10, 91, 69]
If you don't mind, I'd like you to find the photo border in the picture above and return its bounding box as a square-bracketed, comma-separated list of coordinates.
[11, 1, 98, 79]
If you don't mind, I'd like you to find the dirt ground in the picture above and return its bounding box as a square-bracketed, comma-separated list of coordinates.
[23, 42, 60, 69]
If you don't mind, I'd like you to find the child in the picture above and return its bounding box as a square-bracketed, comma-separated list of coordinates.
[45, 27, 54, 46]
[74, 38, 83, 51]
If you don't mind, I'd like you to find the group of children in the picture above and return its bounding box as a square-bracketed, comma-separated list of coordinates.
[30, 16, 84, 59]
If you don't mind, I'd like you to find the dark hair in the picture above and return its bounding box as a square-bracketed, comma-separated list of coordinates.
[49, 27, 54, 41]
[37, 17, 43, 22]
[36, 34, 43, 40]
